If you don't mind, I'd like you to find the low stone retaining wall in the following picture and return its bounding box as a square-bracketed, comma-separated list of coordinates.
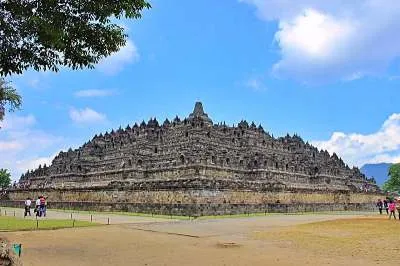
[0, 200, 376, 217]
[6, 188, 380, 205]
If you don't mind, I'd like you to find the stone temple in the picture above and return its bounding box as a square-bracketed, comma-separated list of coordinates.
[8, 102, 379, 215]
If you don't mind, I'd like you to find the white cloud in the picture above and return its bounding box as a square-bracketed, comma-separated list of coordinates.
[367, 153, 400, 165]
[97, 39, 139, 75]
[69, 107, 107, 124]
[74, 89, 115, 98]
[0, 114, 64, 181]
[0, 114, 36, 130]
[241, 0, 400, 82]
[312, 113, 400, 167]
[28, 78, 40, 88]
[0, 140, 24, 152]
[15, 154, 57, 174]
[245, 77, 267, 91]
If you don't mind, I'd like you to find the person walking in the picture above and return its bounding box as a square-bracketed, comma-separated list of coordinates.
[383, 199, 389, 215]
[376, 199, 383, 215]
[396, 198, 400, 220]
[388, 200, 397, 220]
[24, 197, 32, 217]
[39, 196, 46, 217]
[35, 196, 41, 217]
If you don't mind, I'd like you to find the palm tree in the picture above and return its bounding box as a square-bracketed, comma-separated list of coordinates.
[0, 78, 22, 121]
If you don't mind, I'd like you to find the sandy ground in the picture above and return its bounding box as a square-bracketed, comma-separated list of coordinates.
[3, 212, 398, 266]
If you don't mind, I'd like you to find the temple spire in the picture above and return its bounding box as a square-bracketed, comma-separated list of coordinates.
[192, 102, 205, 116]
[188, 101, 213, 124]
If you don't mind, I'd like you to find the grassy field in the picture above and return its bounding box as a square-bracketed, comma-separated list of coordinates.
[0, 216, 97, 231]
[53, 208, 193, 220]
[49, 208, 376, 220]
[254, 216, 400, 262]
[0, 205, 377, 222]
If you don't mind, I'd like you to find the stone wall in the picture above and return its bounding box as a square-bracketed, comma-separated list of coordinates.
[0, 200, 376, 216]
[6, 188, 380, 205]
[4, 187, 381, 216]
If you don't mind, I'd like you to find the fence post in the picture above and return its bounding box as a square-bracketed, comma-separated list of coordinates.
[73, 219, 75, 228]
[36, 220, 39, 229]
[90, 215, 93, 222]
[107, 217, 110, 225]
[70, 213, 73, 220]
[13, 211, 15, 217]
[5, 210, 6, 216]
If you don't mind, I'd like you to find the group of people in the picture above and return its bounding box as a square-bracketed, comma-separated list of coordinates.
[24, 195, 47, 217]
[376, 198, 400, 220]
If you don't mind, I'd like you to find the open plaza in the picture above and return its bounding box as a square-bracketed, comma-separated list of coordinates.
[1, 208, 399, 266]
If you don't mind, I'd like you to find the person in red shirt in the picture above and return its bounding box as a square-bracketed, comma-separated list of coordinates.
[388, 200, 396, 220]
[396, 198, 400, 220]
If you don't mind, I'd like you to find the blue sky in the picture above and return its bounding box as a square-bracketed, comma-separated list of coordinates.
[1, 0, 400, 180]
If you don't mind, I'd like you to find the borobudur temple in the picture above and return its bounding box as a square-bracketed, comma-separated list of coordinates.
[7, 102, 380, 215]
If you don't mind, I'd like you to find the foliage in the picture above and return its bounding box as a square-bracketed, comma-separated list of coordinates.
[0, 1, 150, 120]
[0, 169, 11, 188]
[0, 216, 96, 231]
[0, 0, 151, 76]
[382, 163, 400, 192]
[0, 78, 22, 121]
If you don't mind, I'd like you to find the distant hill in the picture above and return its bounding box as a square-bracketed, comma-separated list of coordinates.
[360, 163, 392, 186]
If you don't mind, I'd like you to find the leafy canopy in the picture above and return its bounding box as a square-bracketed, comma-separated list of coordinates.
[0, 0, 151, 76]
[0, 168, 11, 188]
[382, 163, 400, 192]
[0, 78, 22, 121]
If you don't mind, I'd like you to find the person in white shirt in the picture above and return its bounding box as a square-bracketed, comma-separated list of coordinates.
[35, 197, 41, 217]
[24, 197, 32, 217]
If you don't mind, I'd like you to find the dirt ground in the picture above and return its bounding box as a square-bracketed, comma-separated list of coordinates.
[2, 213, 399, 266]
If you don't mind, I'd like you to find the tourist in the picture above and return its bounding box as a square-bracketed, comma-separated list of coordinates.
[24, 197, 31, 217]
[388, 200, 396, 220]
[35, 196, 41, 217]
[396, 198, 400, 220]
[376, 199, 383, 215]
[383, 199, 389, 215]
[39, 196, 46, 217]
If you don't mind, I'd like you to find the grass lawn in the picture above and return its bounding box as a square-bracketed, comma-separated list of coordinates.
[254, 217, 400, 262]
[49, 208, 376, 220]
[0, 216, 97, 231]
[0, 206, 377, 221]
[49, 208, 193, 220]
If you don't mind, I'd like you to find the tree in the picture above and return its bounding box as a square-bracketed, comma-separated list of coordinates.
[0, 1, 150, 121]
[382, 163, 400, 192]
[0, 78, 22, 122]
[0, 1, 151, 76]
[0, 168, 11, 189]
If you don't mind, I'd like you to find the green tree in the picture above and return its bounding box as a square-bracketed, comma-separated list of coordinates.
[0, 1, 150, 120]
[0, 78, 22, 122]
[382, 163, 400, 192]
[0, 169, 11, 189]
[0, 0, 151, 75]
